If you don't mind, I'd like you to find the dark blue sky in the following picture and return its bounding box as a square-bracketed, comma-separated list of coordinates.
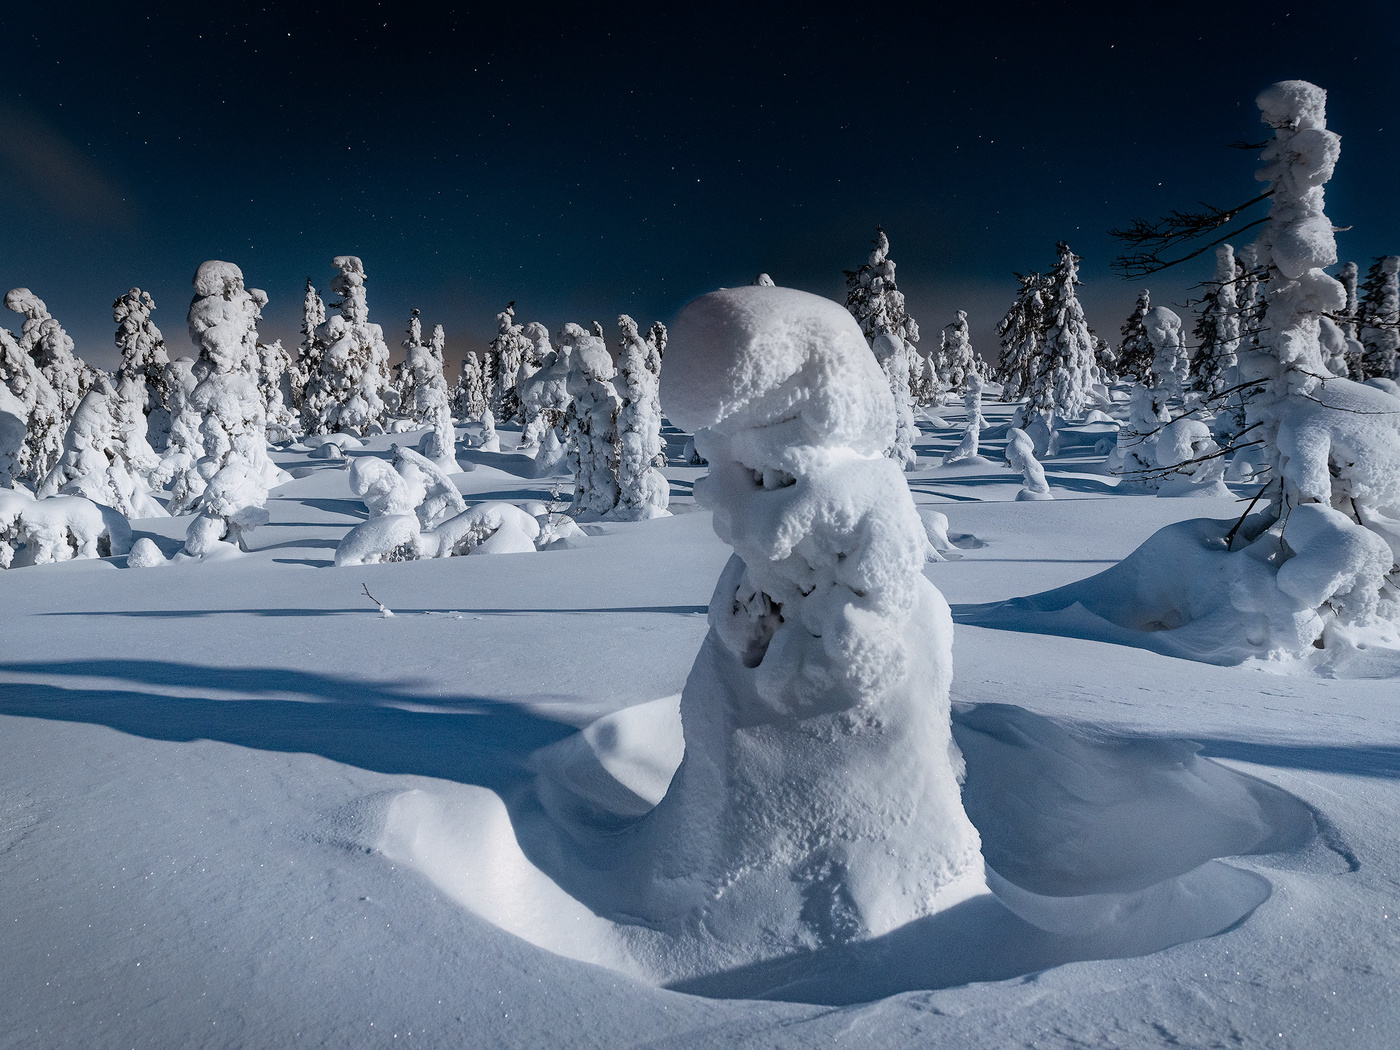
[2, 2, 1397, 370]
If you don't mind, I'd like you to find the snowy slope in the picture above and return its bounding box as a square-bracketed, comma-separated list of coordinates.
[1, 403, 1397, 1049]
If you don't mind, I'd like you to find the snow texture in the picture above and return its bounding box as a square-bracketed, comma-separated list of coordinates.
[626, 283, 984, 973]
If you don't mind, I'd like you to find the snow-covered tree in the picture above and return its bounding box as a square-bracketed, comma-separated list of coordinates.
[160, 261, 289, 554]
[1117, 289, 1155, 383]
[516, 323, 555, 451]
[1357, 256, 1400, 380]
[565, 329, 621, 519]
[1093, 333, 1118, 382]
[0, 325, 63, 485]
[1337, 261, 1360, 340]
[1006, 427, 1052, 500]
[613, 314, 669, 519]
[403, 329, 456, 470]
[845, 228, 923, 466]
[113, 288, 171, 451]
[995, 273, 1044, 401]
[647, 321, 668, 362]
[486, 303, 533, 423]
[1193, 245, 1242, 396]
[644, 284, 983, 959]
[37, 375, 165, 518]
[1144, 306, 1189, 399]
[455, 351, 488, 423]
[517, 335, 574, 472]
[942, 372, 987, 466]
[300, 257, 391, 435]
[1026, 242, 1096, 439]
[291, 278, 325, 411]
[5, 288, 94, 422]
[938, 310, 978, 393]
[258, 339, 297, 443]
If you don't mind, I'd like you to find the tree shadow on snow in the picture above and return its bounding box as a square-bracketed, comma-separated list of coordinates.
[0, 659, 576, 794]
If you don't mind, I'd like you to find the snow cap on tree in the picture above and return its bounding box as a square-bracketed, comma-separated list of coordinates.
[1192, 245, 1241, 396]
[995, 272, 1044, 400]
[1027, 242, 1096, 432]
[613, 314, 670, 519]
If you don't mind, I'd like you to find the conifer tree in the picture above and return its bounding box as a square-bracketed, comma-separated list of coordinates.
[995, 272, 1044, 401]
[5, 288, 94, 422]
[1337, 261, 1360, 340]
[939, 311, 978, 393]
[1192, 244, 1242, 396]
[1357, 256, 1400, 379]
[1027, 243, 1096, 431]
[113, 287, 172, 451]
[300, 257, 390, 435]
[293, 278, 325, 410]
[1117, 289, 1154, 382]
[613, 314, 669, 519]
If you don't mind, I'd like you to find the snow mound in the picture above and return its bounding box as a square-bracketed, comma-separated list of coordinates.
[125, 536, 167, 568]
[0, 489, 131, 568]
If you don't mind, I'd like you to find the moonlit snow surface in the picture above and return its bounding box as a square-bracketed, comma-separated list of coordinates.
[2, 390, 1398, 1047]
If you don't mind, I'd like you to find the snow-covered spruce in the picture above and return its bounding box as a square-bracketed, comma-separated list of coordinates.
[0, 325, 63, 484]
[613, 314, 670, 519]
[455, 351, 488, 424]
[5, 288, 94, 423]
[1024, 242, 1096, 451]
[516, 334, 573, 474]
[942, 372, 988, 466]
[292, 278, 326, 411]
[301, 257, 391, 435]
[564, 328, 621, 519]
[938, 310, 979, 394]
[622, 284, 984, 970]
[113, 287, 172, 451]
[1117, 289, 1155, 384]
[995, 272, 1044, 401]
[37, 375, 167, 517]
[515, 322, 554, 450]
[1097, 81, 1400, 662]
[0, 487, 131, 568]
[1193, 246, 1242, 397]
[488, 303, 532, 423]
[403, 325, 457, 470]
[845, 227, 922, 467]
[1005, 426, 1052, 500]
[258, 339, 297, 444]
[1357, 256, 1400, 380]
[163, 261, 290, 554]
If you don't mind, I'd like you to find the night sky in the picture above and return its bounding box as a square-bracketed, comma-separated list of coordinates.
[2, 3, 1398, 371]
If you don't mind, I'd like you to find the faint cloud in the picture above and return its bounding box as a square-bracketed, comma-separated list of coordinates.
[0, 101, 132, 225]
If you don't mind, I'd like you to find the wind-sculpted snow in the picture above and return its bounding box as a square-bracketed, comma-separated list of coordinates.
[0, 488, 131, 568]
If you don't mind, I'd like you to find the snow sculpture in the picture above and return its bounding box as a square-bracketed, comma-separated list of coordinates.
[167, 261, 290, 554]
[301, 257, 390, 435]
[845, 228, 923, 467]
[37, 375, 166, 517]
[113, 288, 171, 451]
[565, 330, 621, 519]
[996, 272, 1044, 401]
[613, 314, 670, 519]
[634, 284, 984, 965]
[942, 372, 987, 466]
[0, 326, 62, 484]
[0, 488, 131, 568]
[5, 288, 93, 422]
[1006, 426, 1052, 500]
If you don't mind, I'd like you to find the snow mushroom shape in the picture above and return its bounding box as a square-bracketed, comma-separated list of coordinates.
[639, 285, 985, 963]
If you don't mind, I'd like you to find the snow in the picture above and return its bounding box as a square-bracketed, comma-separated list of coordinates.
[2, 383, 1400, 1047]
